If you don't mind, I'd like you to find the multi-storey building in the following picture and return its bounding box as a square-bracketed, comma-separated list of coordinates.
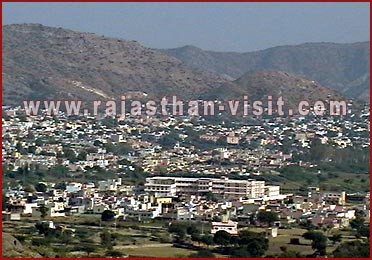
[144, 176, 267, 199]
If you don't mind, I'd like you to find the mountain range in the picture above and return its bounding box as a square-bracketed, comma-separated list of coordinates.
[2, 24, 370, 107]
[162, 42, 370, 101]
[2, 24, 226, 106]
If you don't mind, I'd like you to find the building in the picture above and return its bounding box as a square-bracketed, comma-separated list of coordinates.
[98, 178, 122, 191]
[264, 186, 281, 197]
[226, 132, 240, 145]
[211, 220, 238, 235]
[144, 176, 266, 199]
[323, 192, 346, 205]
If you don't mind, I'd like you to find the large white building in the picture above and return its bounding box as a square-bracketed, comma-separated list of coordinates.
[211, 220, 238, 235]
[144, 176, 268, 199]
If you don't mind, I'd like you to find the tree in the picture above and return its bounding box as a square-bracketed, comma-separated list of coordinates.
[35, 222, 50, 235]
[2, 193, 9, 211]
[62, 147, 77, 162]
[35, 138, 44, 146]
[350, 217, 369, 238]
[333, 240, 370, 258]
[329, 234, 342, 244]
[191, 232, 201, 244]
[105, 250, 123, 258]
[39, 205, 48, 218]
[16, 142, 27, 155]
[100, 231, 113, 249]
[350, 217, 365, 230]
[35, 183, 47, 192]
[60, 232, 73, 245]
[357, 225, 370, 238]
[77, 151, 87, 161]
[186, 225, 200, 236]
[232, 230, 269, 257]
[189, 250, 215, 258]
[54, 182, 66, 190]
[256, 211, 279, 227]
[200, 235, 214, 247]
[83, 243, 96, 257]
[205, 192, 218, 202]
[302, 231, 327, 256]
[278, 250, 303, 258]
[101, 210, 115, 221]
[213, 230, 231, 247]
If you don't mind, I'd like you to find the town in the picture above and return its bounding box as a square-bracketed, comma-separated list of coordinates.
[2, 103, 370, 258]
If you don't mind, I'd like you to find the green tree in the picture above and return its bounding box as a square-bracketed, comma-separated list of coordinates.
[200, 234, 214, 247]
[303, 231, 327, 256]
[356, 224, 370, 238]
[35, 183, 47, 192]
[16, 142, 27, 155]
[39, 205, 48, 218]
[189, 250, 215, 258]
[186, 225, 200, 236]
[350, 217, 365, 230]
[2, 193, 9, 211]
[101, 210, 116, 221]
[329, 234, 342, 244]
[60, 232, 73, 245]
[105, 250, 123, 257]
[257, 211, 279, 227]
[62, 147, 77, 162]
[213, 230, 231, 247]
[77, 151, 87, 161]
[83, 243, 96, 257]
[100, 231, 113, 249]
[333, 240, 370, 258]
[278, 250, 303, 258]
[205, 192, 218, 202]
[233, 230, 269, 257]
[54, 182, 66, 190]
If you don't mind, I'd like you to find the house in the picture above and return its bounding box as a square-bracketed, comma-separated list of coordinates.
[211, 220, 238, 235]
[226, 132, 240, 145]
[98, 178, 122, 191]
[32, 202, 65, 218]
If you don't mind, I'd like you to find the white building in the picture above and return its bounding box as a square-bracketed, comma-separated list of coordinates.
[32, 202, 65, 218]
[98, 178, 122, 191]
[211, 220, 238, 235]
[145, 176, 266, 199]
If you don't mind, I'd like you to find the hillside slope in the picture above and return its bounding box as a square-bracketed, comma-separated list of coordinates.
[3, 24, 227, 106]
[162, 42, 370, 101]
[206, 70, 345, 113]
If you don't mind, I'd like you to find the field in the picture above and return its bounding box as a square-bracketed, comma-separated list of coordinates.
[248, 227, 340, 255]
[120, 246, 199, 258]
[3, 217, 359, 258]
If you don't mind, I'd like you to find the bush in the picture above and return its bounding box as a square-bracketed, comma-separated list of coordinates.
[105, 250, 124, 258]
[101, 210, 116, 221]
[290, 238, 300, 245]
[31, 237, 50, 246]
[189, 250, 215, 258]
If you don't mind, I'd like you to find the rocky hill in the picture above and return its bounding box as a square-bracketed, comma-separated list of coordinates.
[2, 232, 41, 258]
[207, 70, 345, 113]
[3, 24, 356, 108]
[162, 42, 370, 101]
[3, 24, 227, 106]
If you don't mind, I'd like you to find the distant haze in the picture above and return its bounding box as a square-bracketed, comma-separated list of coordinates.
[2, 2, 370, 52]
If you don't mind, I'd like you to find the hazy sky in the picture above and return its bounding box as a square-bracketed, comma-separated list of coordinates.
[3, 2, 370, 52]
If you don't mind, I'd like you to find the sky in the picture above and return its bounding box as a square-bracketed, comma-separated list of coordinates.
[3, 2, 370, 52]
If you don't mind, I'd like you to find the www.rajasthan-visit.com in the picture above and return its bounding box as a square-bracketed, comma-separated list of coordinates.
[22, 95, 349, 118]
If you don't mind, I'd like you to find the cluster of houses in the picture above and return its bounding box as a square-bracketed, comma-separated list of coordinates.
[3, 175, 369, 234]
[2, 105, 370, 178]
[2, 105, 370, 234]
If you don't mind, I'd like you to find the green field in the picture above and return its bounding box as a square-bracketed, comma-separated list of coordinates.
[121, 246, 198, 258]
